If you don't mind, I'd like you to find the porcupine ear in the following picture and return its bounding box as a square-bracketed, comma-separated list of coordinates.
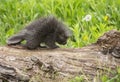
[61, 25, 72, 38]
[65, 28, 72, 38]
[55, 17, 72, 38]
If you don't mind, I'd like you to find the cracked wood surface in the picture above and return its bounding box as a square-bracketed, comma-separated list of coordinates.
[0, 44, 119, 82]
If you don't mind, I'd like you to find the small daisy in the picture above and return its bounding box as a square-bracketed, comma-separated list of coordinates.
[82, 14, 92, 22]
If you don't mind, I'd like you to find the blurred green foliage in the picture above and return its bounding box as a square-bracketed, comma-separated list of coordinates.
[0, 0, 120, 46]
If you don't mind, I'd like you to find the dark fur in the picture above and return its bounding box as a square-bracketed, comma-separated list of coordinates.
[6, 16, 71, 49]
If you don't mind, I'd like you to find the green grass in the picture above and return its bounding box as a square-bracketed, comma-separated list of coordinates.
[1, 0, 120, 46]
[0, 0, 120, 81]
[69, 67, 120, 82]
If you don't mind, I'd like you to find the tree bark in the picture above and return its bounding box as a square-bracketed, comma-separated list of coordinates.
[0, 45, 119, 82]
[0, 30, 120, 82]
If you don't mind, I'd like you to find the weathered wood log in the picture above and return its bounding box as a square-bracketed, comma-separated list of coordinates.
[0, 29, 119, 82]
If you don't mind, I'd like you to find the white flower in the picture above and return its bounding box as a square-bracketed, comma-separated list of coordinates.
[82, 14, 92, 22]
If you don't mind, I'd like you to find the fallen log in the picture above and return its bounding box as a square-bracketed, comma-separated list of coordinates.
[0, 29, 120, 82]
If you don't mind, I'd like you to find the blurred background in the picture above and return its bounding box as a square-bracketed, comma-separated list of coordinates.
[0, 0, 120, 48]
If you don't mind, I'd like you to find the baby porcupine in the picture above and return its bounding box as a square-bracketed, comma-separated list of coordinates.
[6, 16, 71, 49]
